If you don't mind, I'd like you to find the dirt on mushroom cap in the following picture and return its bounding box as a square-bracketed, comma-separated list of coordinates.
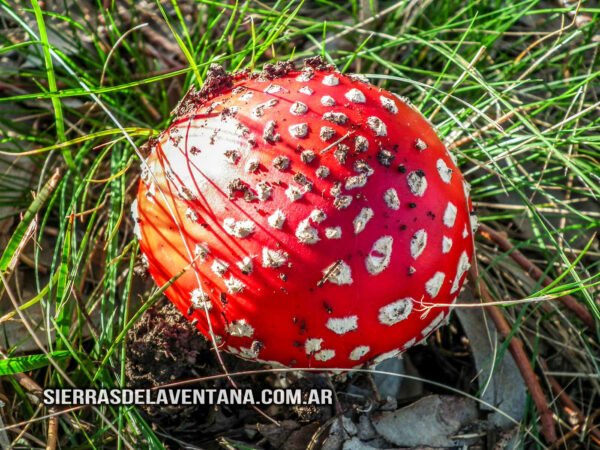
[134, 57, 476, 369]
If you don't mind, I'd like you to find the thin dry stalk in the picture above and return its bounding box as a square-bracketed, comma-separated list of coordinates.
[539, 359, 600, 443]
[0, 349, 58, 450]
[469, 266, 557, 443]
[478, 223, 594, 329]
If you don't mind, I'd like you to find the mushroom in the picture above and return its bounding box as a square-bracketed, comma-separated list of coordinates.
[132, 58, 476, 368]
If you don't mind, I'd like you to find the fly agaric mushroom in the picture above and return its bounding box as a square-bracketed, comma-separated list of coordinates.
[132, 58, 476, 368]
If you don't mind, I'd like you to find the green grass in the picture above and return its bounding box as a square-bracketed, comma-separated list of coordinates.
[0, 0, 598, 448]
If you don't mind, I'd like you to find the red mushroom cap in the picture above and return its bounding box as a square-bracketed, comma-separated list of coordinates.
[133, 59, 476, 368]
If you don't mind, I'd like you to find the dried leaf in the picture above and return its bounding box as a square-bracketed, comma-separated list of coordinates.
[371, 395, 478, 447]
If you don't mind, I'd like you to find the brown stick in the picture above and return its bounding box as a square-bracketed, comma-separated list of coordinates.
[547, 426, 579, 450]
[548, 409, 600, 448]
[469, 267, 557, 444]
[478, 223, 594, 329]
[539, 359, 600, 442]
[45, 414, 58, 450]
[0, 350, 58, 450]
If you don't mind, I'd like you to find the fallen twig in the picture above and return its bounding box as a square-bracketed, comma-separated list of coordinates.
[0, 349, 58, 450]
[547, 408, 600, 448]
[478, 223, 594, 329]
[46, 413, 58, 450]
[469, 266, 557, 444]
[539, 359, 600, 443]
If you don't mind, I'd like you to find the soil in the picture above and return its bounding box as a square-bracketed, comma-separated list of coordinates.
[302, 55, 334, 71]
[172, 57, 334, 119]
[123, 298, 492, 449]
[126, 301, 215, 426]
[260, 60, 295, 80]
[173, 64, 234, 118]
[125, 300, 336, 448]
[197, 64, 234, 100]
